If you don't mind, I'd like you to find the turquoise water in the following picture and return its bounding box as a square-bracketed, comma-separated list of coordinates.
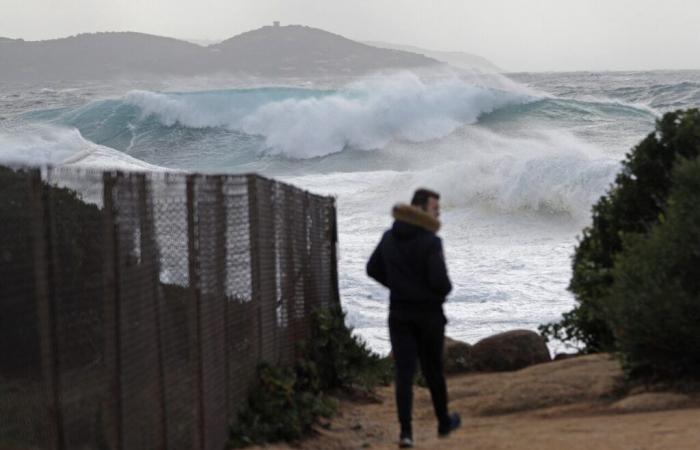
[1, 70, 698, 353]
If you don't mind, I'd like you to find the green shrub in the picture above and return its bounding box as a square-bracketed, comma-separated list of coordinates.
[605, 158, 700, 378]
[540, 109, 700, 352]
[229, 306, 392, 448]
[228, 364, 336, 448]
[304, 306, 393, 392]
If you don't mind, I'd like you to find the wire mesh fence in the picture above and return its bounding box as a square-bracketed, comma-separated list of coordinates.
[0, 165, 339, 450]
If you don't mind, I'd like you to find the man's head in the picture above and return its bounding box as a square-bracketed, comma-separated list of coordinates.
[411, 188, 440, 219]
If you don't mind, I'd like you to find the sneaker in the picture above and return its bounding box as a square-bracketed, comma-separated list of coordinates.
[399, 431, 414, 448]
[437, 412, 461, 438]
[398, 436, 414, 448]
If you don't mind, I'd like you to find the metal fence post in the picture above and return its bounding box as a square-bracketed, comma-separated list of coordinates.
[247, 175, 263, 363]
[283, 186, 297, 355]
[29, 169, 64, 450]
[101, 172, 122, 450]
[138, 174, 168, 450]
[301, 192, 312, 319]
[270, 181, 279, 364]
[186, 175, 204, 450]
[215, 177, 229, 421]
[328, 198, 340, 306]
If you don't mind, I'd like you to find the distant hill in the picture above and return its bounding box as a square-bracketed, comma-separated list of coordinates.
[0, 32, 206, 81]
[364, 41, 503, 72]
[0, 25, 441, 82]
[210, 25, 440, 76]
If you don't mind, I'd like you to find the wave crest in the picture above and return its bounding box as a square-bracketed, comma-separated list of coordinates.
[125, 72, 533, 158]
[0, 124, 166, 171]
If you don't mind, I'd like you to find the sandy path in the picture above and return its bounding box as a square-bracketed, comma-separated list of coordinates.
[252, 355, 700, 450]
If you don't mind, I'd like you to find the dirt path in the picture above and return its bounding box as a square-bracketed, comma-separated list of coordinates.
[254, 355, 700, 450]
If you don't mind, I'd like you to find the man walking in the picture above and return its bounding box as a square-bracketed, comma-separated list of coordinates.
[366, 188, 461, 448]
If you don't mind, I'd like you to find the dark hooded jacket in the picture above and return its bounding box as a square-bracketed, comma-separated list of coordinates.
[366, 204, 452, 313]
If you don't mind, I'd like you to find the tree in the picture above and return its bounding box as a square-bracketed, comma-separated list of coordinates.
[605, 158, 700, 378]
[540, 109, 700, 352]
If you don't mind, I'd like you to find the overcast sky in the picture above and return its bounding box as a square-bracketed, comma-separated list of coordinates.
[2, 0, 699, 72]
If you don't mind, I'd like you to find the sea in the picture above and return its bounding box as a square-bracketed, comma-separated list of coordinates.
[2, 69, 699, 354]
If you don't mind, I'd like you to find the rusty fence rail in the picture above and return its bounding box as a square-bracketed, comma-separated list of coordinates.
[0, 165, 339, 450]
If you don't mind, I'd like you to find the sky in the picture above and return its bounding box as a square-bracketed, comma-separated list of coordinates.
[1, 0, 699, 72]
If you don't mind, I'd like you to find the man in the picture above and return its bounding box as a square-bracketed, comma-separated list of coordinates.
[366, 188, 461, 448]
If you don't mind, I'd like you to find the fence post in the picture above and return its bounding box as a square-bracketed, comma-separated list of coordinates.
[308, 196, 321, 310]
[270, 181, 279, 364]
[29, 169, 64, 450]
[215, 177, 229, 420]
[138, 174, 168, 450]
[246, 175, 263, 362]
[186, 175, 204, 450]
[301, 192, 312, 319]
[328, 198, 340, 306]
[283, 186, 297, 355]
[102, 172, 122, 450]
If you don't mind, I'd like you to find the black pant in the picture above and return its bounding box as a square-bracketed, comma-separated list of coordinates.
[389, 310, 449, 431]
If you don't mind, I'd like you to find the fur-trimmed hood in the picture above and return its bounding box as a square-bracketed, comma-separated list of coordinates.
[392, 203, 440, 233]
[366, 203, 452, 308]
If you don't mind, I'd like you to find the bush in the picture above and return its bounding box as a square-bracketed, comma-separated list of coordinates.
[228, 364, 337, 448]
[229, 306, 392, 447]
[303, 305, 393, 392]
[605, 158, 700, 378]
[540, 109, 700, 352]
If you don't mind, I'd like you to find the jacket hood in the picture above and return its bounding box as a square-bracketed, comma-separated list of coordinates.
[391, 203, 441, 234]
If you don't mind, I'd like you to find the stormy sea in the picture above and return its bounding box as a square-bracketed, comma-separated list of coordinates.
[2, 69, 699, 353]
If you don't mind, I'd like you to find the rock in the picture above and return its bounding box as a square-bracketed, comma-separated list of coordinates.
[444, 336, 474, 374]
[471, 330, 551, 372]
[610, 392, 691, 413]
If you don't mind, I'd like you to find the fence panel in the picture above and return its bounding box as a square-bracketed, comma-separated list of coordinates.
[247, 176, 279, 365]
[45, 167, 107, 450]
[222, 176, 256, 423]
[0, 168, 50, 449]
[0, 165, 339, 450]
[154, 173, 196, 450]
[193, 175, 229, 450]
[112, 172, 166, 450]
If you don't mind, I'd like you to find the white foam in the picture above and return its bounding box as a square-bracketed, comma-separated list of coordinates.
[0, 124, 169, 171]
[418, 127, 620, 221]
[283, 126, 619, 222]
[124, 72, 535, 159]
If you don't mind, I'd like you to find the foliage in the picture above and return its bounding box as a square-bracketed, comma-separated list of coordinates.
[605, 158, 700, 378]
[304, 305, 393, 392]
[229, 306, 392, 448]
[540, 109, 700, 352]
[228, 363, 337, 448]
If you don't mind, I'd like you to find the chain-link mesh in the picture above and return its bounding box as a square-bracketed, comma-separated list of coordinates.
[0, 165, 339, 450]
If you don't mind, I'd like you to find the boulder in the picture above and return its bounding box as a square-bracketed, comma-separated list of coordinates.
[471, 330, 551, 372]
[444, 337, 474, 374]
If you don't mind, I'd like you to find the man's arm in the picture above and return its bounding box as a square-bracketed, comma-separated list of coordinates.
[366, 236, 388, 287]
[427, 238, 452, 297]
